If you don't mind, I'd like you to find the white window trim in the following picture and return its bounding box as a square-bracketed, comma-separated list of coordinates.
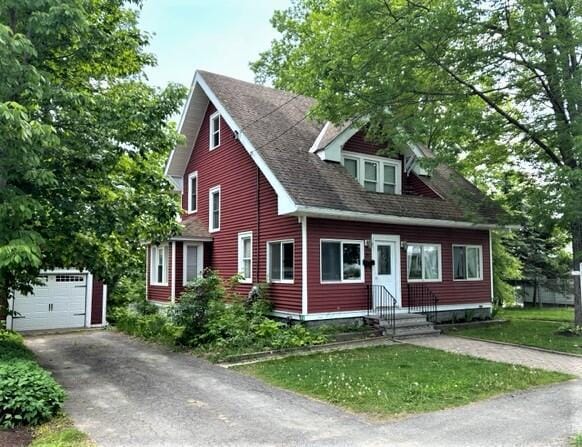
[209, 111, 220, 150]
[150, 244, 169, 286]
[452, 244, 484, 281]
[182, 242, 204, 286]
[406, 243, 443, 283]
[320, 239, 365, 284]
[238, 231, 253, 284]
[267, 239, 295, 284]
[187, 171, 198, 213]
[209, 185, 221, 233]
[341, 150, 402, 195]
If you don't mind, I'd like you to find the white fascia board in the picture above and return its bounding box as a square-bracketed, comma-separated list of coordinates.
[164, 74, 197, 177]
[315, 126, 360, 162]
[292, 205, 504, 230]
[309, 121, 330, 153]
[195, 74, 297, 215]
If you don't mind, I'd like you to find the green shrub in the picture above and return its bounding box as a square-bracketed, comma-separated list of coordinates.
[169, 270, 225, 346]
[556, 324, 582, 336]
[107, 273, 147, 323]
[0, 330, 65, 428]
[114, 307, 184, 345]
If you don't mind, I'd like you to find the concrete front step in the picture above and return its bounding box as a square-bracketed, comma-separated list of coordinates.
[393, 328, 441, 338]
[379, 318, 429, 328]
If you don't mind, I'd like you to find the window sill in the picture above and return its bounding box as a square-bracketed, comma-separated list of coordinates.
[320, 279, 365, 285]
[209, 145, 220, 151]
[407, 279, 442, 283]
[209, 228, 220, 233]
[269, 280, 294, 285]
[453, 278, 483, 282]
[150, 282, 169, 287]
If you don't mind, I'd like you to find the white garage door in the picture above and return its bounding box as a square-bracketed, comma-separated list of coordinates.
[9, 273, 88, 331]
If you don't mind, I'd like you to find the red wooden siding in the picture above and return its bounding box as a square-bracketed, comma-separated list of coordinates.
[149, 102, 302, 311]
[343, 131, 384, 156]
[405, 173, 441, 198]
[91, 279, 104, 325]
[306, 218, 491, 314]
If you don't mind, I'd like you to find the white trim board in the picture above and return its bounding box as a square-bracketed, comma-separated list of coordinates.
[272, 302, 493, 321]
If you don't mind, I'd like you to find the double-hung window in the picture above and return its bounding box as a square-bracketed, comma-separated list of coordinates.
[341, 151, 402, 194]
[209, 186, 220, 232]
[187, 171, 198, 213]
[150, 244, 168, 285]
[407, 243, 441, 282]
[183, 243, 202, 284]
[453, 245, 482, 280]
[321, 240, 364, 283]
[268, 240, 294, 282]
[209, 112, 220, 150]
[238, 232, 252, 283]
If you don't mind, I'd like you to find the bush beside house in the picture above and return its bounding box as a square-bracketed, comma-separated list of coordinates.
[113, 270, 327, 359]
[0, 330, 65, 429]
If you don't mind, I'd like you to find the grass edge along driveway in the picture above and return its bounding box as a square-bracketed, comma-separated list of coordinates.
[235, 344, 572, 418]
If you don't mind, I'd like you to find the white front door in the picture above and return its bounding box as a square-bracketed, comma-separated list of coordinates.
[372, 235, 401, 307]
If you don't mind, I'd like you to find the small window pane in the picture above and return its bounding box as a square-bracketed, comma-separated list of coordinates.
[422, 245, 439, 280]
[344, 158, 358, 179]
[186, 245, 198, 282]
[211, 190, 220, 229]
[407, 245, 422, 280]
[467, 247, 480, 279]
[343, 243, 361, 280]
[283, 242, 294, 280]
[189, 175, 197, 211]
[384, 164, 396, 184]
[322, 242, 341, 281]
[453, 246, 466, 280]
[270, 242, 281, 281]
[364, 161, 377, 181]
[243, 237, 251, 258]
[378, 245, 391, 275]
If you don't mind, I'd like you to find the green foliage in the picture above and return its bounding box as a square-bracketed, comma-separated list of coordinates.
[113, 307, 184, 346]
[491, 232, 521, 307]
[0, 330, 64, 428]
[0, 0, 187, 321]
[115, 270, 327, 359]
[31, 416, 93, 447]
[107, 265, 147, 321]
[556, 324, 582, 337]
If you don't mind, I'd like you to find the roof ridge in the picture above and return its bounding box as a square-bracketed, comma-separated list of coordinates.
[196, 69, 314, 102]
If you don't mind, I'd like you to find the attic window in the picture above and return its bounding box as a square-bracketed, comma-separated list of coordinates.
[341, 151, 402, 195]
[209, 111, 220, 150]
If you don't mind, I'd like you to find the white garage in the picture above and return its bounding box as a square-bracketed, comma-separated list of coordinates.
[7, 270, 107, 332]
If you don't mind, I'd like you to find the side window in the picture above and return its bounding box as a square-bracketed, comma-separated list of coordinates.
[209, 112, 220, 150]
[187, 171, 198, 213]
[209, 186, 220, 232]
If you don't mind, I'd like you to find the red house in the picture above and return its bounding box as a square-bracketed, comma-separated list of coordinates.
[147, 70, 506, 324]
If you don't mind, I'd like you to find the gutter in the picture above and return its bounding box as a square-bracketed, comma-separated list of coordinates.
[291, 205, 517, 231]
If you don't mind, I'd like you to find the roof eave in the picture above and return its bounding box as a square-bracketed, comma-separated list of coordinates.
[292, 205, 512, 230]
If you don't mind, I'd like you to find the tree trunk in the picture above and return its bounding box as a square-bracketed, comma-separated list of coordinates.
[571, 220, 582, 326]
[0, 278, 10, 330]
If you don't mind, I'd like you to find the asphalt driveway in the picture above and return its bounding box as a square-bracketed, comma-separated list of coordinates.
[26, 331, 581, 447]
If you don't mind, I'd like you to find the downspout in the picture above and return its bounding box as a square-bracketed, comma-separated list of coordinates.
[256, 166, 261, 284]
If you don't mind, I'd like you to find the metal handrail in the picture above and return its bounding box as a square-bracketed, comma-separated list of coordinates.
[367, 284, 397, 337]
[407, 283, 439, 322]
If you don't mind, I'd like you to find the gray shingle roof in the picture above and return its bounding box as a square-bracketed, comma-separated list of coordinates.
[199, 71, 506, 226]
[175, 217, 211, 240]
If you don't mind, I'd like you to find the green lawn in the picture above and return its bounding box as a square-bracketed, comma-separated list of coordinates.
[498, 306, 574, 322]
[450, 320, 582, 355]
[235, 345, 570, 417]
[31, 417, 93, 447]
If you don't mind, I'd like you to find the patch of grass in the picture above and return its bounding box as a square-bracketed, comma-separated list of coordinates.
[498, 307, 574, 322]
[450, 320, 582, 355]
[235, 345, 571, 417]
[571, 433, 582, 447]
[31, 416, 93, 447]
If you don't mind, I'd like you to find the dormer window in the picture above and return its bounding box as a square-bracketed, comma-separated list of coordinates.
[209, 111, 220, 150]
[341, 151, 402, 194]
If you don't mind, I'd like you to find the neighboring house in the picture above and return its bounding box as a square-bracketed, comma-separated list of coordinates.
[7, 269, 107, 331]
[147, 70, 506, 322]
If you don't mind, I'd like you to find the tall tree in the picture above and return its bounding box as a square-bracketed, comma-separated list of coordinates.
[0, 0, 186, 322]
[253, 0, 582, 324]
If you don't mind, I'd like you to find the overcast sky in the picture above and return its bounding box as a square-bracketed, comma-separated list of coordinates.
[138, 0, 290, 89]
